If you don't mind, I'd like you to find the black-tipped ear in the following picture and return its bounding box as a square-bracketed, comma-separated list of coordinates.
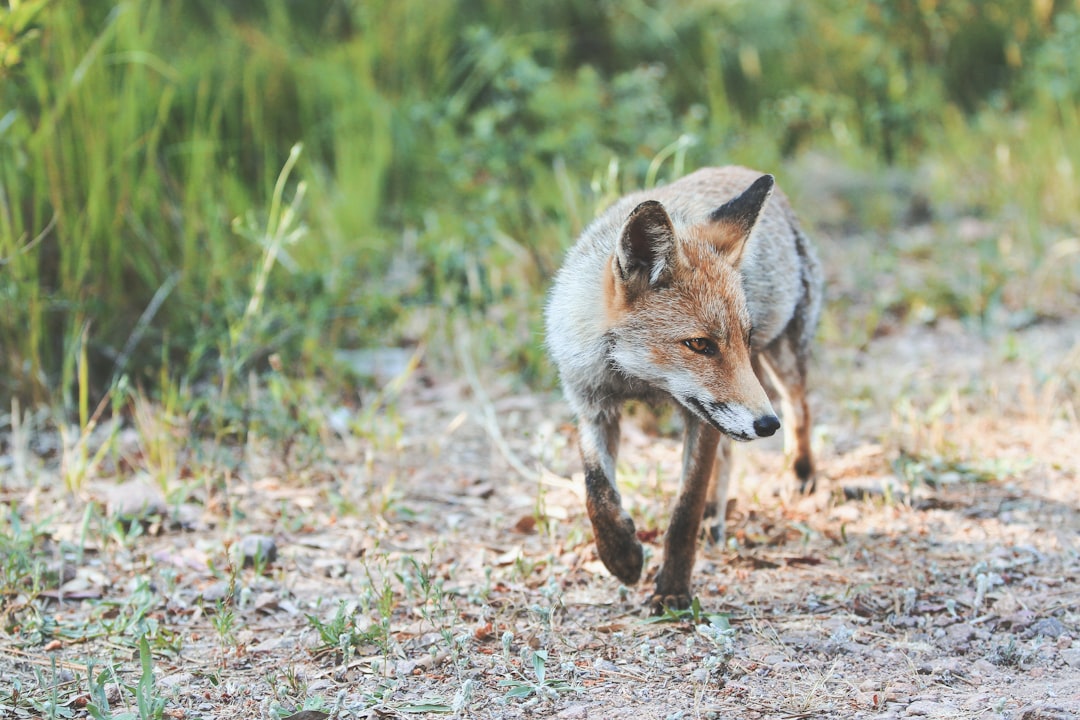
[708, 174, 777, 267]
[707, 174, 774, 265]
[616, 200, 675, 293]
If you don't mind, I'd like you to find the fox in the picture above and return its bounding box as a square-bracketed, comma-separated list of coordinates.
[545, 165, 823, 611]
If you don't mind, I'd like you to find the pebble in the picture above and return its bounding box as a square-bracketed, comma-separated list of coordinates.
[173, 503, 207, 531]
[201, 580, 232, 603]
[238, 534, 278, 567]
[107, 477, 166, 519]
[904, 699, 960, 716]
[1060, 648, 1080, 668]
[1014, 703, 1076, 720]
[1027, 618, 1067, 639]
[557, 703, 588, 719]
[961, 693, 992, 710]
[158, 672, 197, 689]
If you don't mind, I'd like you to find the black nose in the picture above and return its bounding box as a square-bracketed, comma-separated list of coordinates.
[753, 414, 780, 438]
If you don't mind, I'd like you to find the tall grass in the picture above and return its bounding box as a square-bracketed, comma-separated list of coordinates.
[1, 0, 1078, 416]
[0, 1, 393, 409]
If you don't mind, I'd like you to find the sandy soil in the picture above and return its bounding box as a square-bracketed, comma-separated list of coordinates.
[1, 254, 1079, 720]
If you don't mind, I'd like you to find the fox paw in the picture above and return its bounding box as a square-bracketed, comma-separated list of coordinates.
[702, 498, 734, 544]
[648, 591, 693, 615]
[648, 565, 694, 613]
[705, 521, 724, 545]
[592, 513, 643, 586]
[702, 503, 726, 544]
[795, 457, 816, 494]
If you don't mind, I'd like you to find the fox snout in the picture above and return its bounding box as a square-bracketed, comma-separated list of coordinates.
[685, 398, 780, 441]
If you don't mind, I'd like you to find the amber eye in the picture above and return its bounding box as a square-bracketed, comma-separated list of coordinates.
[683, 338, 718, 356]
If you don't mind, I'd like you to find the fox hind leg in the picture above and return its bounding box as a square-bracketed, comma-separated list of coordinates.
[758, 335, 815, 493]
[702, 436, 732, 543]
[579, 407, 643, 586]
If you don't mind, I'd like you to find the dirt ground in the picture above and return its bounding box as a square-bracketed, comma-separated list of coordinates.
[2, 247, 1079, 718]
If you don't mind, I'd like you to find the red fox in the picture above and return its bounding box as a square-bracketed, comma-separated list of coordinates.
[546, 166, 823, 611]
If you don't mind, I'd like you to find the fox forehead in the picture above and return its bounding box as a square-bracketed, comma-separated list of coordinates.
[605, 231, 751, 341]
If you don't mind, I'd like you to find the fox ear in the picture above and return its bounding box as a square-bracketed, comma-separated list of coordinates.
[708, 174, 774, 265]
[616, 200, 675, 294]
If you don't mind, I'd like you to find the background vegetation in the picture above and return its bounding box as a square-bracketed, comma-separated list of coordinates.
[2, 0, 1079, 417]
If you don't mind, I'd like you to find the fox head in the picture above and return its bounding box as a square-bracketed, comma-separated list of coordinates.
[604, 175, 780, 441]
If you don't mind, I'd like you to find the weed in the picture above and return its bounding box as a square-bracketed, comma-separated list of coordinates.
[893, 449, 1028, 491]
[398, 554, 468, 671]
[987, 635, 1032, 668]
[0, 508, 51, 613]
[499, 649, 582, 701]
[643, 596, 729, 628]
[305, 599, 388, 663]
[210, 598, 238, 664]
[695, 616, 737, 674]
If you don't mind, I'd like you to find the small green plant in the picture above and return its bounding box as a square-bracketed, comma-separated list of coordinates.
[58, 342, 121, 493]
[643, 596, 729, 627]
[80, 637, 166, 720]
[0, 507, 53, 613]
[499, 649, 582, 701]
[305, 596, 390, 663]
[892, 449, 1030, 490]
[210, 598, 237, 662]
[399, 554, 458, 649]
[987, 635, 1032, 668]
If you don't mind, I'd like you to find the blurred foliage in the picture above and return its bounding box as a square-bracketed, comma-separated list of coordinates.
[0, 0, 1078, 413]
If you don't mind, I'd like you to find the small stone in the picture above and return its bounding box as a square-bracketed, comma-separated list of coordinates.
[961, 694, 992, 711]
[107, 477, 166, 520]
[237, 534, 278, 567]
[904, 699, 960, 716]
[172, 503, 207, 531]
[1014, 703, 1076, 720]
[1027, 618, 1067, 639]
[557, 703, 588, 719]
[158, 672, 196, 689]
[254, 592, 281, 613]
[280, 712, 330, 720]
[593, 658, 621, 674]
[1060, 648, 1080, 668]
[201, 580, 232, 604]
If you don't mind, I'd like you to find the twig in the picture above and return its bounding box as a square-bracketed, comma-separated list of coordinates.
[453, 322, 583, 501]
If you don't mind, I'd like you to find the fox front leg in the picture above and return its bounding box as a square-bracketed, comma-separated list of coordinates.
[650, 413, 719, 612]
[578, 408, 643, 586]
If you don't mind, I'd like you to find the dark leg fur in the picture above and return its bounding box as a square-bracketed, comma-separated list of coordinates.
[579, 409, 644, 586]
[650, 414, 719, 613]
[585, 466, 643, 585]
[758, 333, 815, 496]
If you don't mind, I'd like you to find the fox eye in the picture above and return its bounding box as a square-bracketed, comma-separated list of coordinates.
[683, 338, 717, 356]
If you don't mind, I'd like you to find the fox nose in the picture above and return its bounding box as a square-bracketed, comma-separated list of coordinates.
[753, 414, 781, 438]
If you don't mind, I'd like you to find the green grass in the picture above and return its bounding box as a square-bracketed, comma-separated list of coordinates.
[3, 0, 1076, 419]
